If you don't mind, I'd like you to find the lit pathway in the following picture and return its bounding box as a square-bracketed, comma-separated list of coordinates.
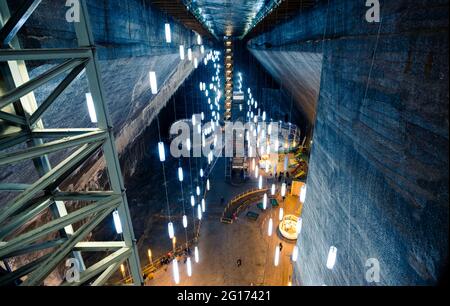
[146, 158, 302, 286]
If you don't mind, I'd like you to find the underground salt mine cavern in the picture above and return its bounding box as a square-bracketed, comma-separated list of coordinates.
[0, 0, 448, 290]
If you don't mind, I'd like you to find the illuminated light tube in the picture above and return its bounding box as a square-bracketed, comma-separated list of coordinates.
[186, 138, 191, 151]
[196, 186, 201, 196]
[179, 45, 185, 60]
[186, 257, 192, 277]
[165, 23, 171, 43]
[271, 184, 276, 196]
[194, 57, 198, 68]
[197, 124, 201, 135]
[192, 114, 197, 125]
[183, 215, 188, 228]
[201, 112, 205, 121]
[85, 93, 97, 123]
[197, 205, 202, 220]
[188, 48, 192, 61]
[207, 179, 210, 191]
[200, 45, 205, 54]
[190, 195, 195, 207]
[149, 71, 158, 94]
[112, 210, 123, 234]
[279, 207, 284, 221]
[200, 168, 204, 178]
[292, 246, 299, 262]
[168, 222, 174, 239]
[258, 175, 263, 189]
[326, 246, 338, 270]
[195, 246, 200, 263]
[281, 183, 287, 197]
[268, 124, 272, 135]
[296, 217, 303, 235]
[274, 246, 280, 266]
[178, 167, 183, 182]
[254, 166, 259, 179]
[197, 34, 202, 45]
[300, 185, 307, 203]
[268, 218, 273, 236]
[173, 259, 180, 284]
[202, 134, 206, 148]
[262, 111, 266, 121]
[158, 142, 165, 162]
[202, 198, 206, 213]
[263, 194, 268, 210]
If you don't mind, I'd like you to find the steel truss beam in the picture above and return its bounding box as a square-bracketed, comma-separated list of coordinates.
[0, 0, 143, 286]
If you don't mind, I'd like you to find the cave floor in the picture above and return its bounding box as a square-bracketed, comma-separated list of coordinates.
[145, 158, 301, 286]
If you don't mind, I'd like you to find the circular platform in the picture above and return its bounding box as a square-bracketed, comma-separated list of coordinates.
[278, 215, 299, 240]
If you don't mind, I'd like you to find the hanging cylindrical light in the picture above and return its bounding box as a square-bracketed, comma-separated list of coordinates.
[281, 183, 287, 197]
[258, 175, 263, 189]
[85, 93, 97, 123]
[274, 246, 280, 266]
[178, 167, 184, 182]
[292, 246, 299, 262]
[194, 246, 200, 263]
[194, 57, 198, 68]
[112, 210, 123, 234]
[254, 166, 259, 179]
[200, 168, 204, 178]
[186, 138, 191, 151]
[179, 45, 185, 60]
[296, 217, 303, 236]
[183, 215, 188, 228]
[158, 142, 165, 162]
[172, 259, 180, 284]
[271, 184, 276, 196]
[279, 207, 284, 221]
[268, 218, 273, 236]
[197, 205, 202, 220]
[168, 222, 174, 239]
[188, 48, 192, 61]
[191, 195, 195, 207]
[326, 246, 338, 270]
[196, 186, 201, 196]
[263, 194, 268, 210]
[197, 34, 202, 45]
[300, 185, 307, 203]
[207, 179, 210, 191]
[186, 257, 192, 277]
[165, 23, 171, 43]
[149, 71, 158, 94]
[201, 198, 206, 213]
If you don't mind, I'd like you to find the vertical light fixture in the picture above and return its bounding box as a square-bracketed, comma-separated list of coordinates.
[178, 167, 184, 182]
[173, 259, 180, 284]
[279, 208, 284, 221]
[271, 184, 276, 196]
[263, 194, 268, 210]
[274, 246, 280, 266]
[296, 217, 303, 236]
[292, 246, 299, 262]
[197, 34, 202, 45]
[190, 195, 195, 207]
[201, 198, 206, 213]
[179, 45, 185, 60]
[197, 205, 202, 220]
[168, 222, 175, 239]
[85, 93, 97, 123]
[268, 218, 273, 236]
[281, 183, 287, 197]
[149, 71, 158, 94]
[183, 215, 188, 228]
[188, 48, 192, 61]
[326, 246, 338, 270]
[194, 246, 200, 263]
[186, 257, 192, 277]
[165, 23, 171, 43]
[300, 185, 307, 203]
[258, 175, 263, 189]
[112, 210, 123, 234]
[196, 186, 201, 196]
[158, 142, 165, 162]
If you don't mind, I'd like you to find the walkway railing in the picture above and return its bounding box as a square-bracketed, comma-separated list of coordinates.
[221, 187, 270, 223]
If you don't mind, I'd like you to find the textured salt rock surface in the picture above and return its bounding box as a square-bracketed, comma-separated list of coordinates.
[249, 0, 449, 285]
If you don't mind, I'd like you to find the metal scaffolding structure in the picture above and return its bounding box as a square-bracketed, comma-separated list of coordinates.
[0, 0, 143, 286]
